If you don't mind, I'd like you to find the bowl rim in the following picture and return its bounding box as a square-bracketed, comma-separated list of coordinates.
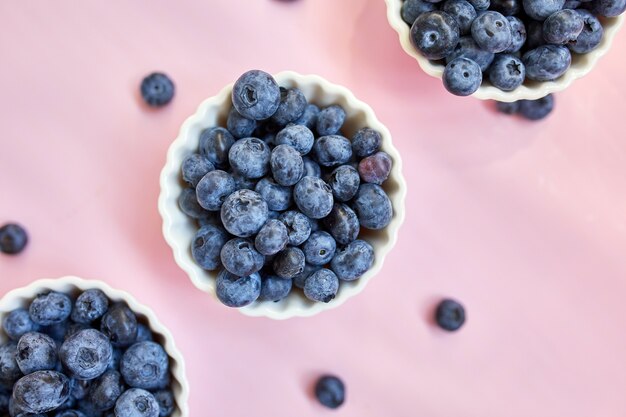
[384, 0, 625, 102]
[158, 70, 408, 320]
[0, 276, 190, 417]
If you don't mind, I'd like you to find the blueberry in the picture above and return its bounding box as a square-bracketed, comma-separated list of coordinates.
[352, 184, 393, 230]
[152, 390, 174, 417]
[525, 20, 546, 50]
[135, 324, 153, 343]
[60, 329, 112, 380]
[270, 144, 304, 186]
[504, 16, 527, 53]
[255, 177, 293, 211]
[12, 371, 70, 414]
[523, 45, 571, 81]
[302, 157, 322, 178]
[322, 204, 360, 246]
[140, 73, 174, 107]
[255, 219, 289, 256]
[327, 165, 360, 202]
[55, 410, 87, 417]
[591, 0, 626, 16]
[191, 224, 229, 270]
[100, 304, 138, 347]
[315, 375, 345, 409]
[489, 54, 525, 91]
[259, 275, 293, 302]
[220, 238, 264, 277]
[543, 9, 584, 44]
[302, 231, 337, 266]
[303, 269, 339, 303]
[114, 388, 159, 417]
[43, 320, 71, 343]
[313, 135, 352, 167]
[443, 57, 483, 96]
[293, 104, 320, 130]
[178, 188, 210, 219]
[120, 341, 169, 390]
[351, 128, 381, 159]
[232, 70, 281, 120]
[491, 0, 522, 15]
[495, 100, 521, 114]
[181, 154, 214, 187]
[435, 299, 466, 331]
[198, 127, 235, 169]
[29, 292, 72, 326]
[293, 264, 320, 289]
[228, 138, 271, 179]
[71, 290, 109, 324]
[220, 189, 269, 237]
[410, 11, 460, 60]
[16, 332, 57, 374]
[273, 247, 306, 279]
[518, 94, 555, 120]
[522, 0, 566, 20]
[316, 105, 346, 136]
[358, 152, 393, 185]
[275, 124, 315, 155]
[0, 342, 22, 385]
[107, 349, 123, 372]
[446, 36, 494, 72]
[215, 270, 262, 308]
[69, 378, 91, 401]
[195, 170, 236, 212]
[331, 240, 375, 281]
[231, 172, 258, 191]
[468, 0, 491, 9]
[87, 370, 123, 411]
[3, 308, 37, 340]
[271, 88, 307, 125]
[569, 9, 604, 53]
[402, 0, 438, 25]
[471, 11, 512, 53]
[226, 107, 257, 139]
[293, 177, 334, 219]
[0, 223, 28, 255]
[442, 0, 478, 35]
[278, 211, 312, 246]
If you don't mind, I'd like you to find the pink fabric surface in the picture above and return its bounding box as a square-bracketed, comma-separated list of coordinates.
[1, 0, 626, 415]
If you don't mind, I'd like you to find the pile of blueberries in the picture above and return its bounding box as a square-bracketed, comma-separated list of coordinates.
[403, 0, 626, 96]
[0, 290, 174, 417]
[178, 70, 394, 308]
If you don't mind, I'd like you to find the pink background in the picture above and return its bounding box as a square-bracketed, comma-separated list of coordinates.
[2, 0, 626, 416]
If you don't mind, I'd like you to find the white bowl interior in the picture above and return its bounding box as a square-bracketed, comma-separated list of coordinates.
[159, 71, 407, 320]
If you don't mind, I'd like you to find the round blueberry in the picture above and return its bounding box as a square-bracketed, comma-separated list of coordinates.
[351, 128, 382, 159]
[471, 11, 512, 53]
[12, 371, 70, 414]
[275, 124, 315, 155]
[220, 189, 269, 237]
[446, 36, 495, 72]
[178, 188, 210, 219]
[226, 107, 257, 139]
[491, 0, 522, 15]
[591, 0, 626, 17]
[0, 223, 28, 255]
[402, 0, 437, 25]
[313, 135, 352, 167]
[443, 57, 483, 96]
[228, 138, 271, 179]
[543, 9, 584, 44]
[303, 269, 339, 303]
[302, 157, 322, 178]
[489, 54, 525, 91]
[114, 388, 159, 417]
[568, 10, 604, 53]
[87, 369, 123, 411]
[315, 375, 345, 409]
[16, 332, 57, 374]
[522, 0, 566, 20]
[442, 0, 478, 35]
[29, 292, 72, 326]
[232, 70, 281, 120]
[273, 247, 306, 279]
[468, 0, 491, 10]
[293, 104, 320, 131]
[255, 219, 289, 256]
[152, 390, 175, 417]
[322, 204, 360, 246]
[278, 211, 312, 246]
[255, 177, 293, 212]
[0, 342, 22, 385]
[140, 73, 174, 107]
[316, 105, 346, 136]
[100, 304, 138, 347]
[259, 276, 293, 302]
[271, 88, 307, 125]
[294, 176, 334, 219]
[215, 270, 262, 308]
[523, 45, 571, 81]
[504, 16, 527, 53]
[220, 238, 265, 277]
[135, 324, 153, 343]
[435, 299, 466, 331]
[71, 289, 109, 324]
[328, 165, 360, 202]
[410, 11, 460, 60]
[3, 308, 37, 340]
[352, 184, 393, 230]
[331, 240, 375, 281]
[198, 127, 235, 169]
[181, 154, 214, 187]
[358, 152, 393, 185]
[191, 224, 229, 271]
[60, 329, 112, 380]
[519, 94, 555, 120]
[121, 341, 169, 390]
[196, 170, 236, 212]
[302, 231, 337, 266]
[270, 144, 304, 186]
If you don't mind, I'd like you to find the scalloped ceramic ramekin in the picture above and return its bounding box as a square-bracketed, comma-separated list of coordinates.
[385, 0, 625, 102]
[0, 277, 190, 417]
[159, 71, 407, 320]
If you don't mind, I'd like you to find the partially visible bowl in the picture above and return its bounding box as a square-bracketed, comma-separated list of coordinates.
[159, 71, 407, 320]
[0, 276, 190, 417]
[385, 0, 625, 102]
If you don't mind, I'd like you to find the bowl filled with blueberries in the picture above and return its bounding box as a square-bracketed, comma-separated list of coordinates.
[159, 70, 407, 320]
[386, 0, 625, 100]
[0, 277, 189, 417]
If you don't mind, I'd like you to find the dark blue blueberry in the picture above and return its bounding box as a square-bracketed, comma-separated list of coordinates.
[443, 57, 483, 96]
[351, 128, 381, 159]
[293, 104, 320, 131]
[87, 370, 123, 411]
[100, 304, 138, 347]
[468, 0, 491, 9]
[255, 177, 293, 211]
[273, 247, 306, 279]
[231, 70, 281, 120]
[313, 135, 352, 167]
[228, 138, 270, 179]
[443, 0, 478, 35]
[226, 107, 257, 139]
[504, 16, 527, 52]
[71, 290, 109, 324]
[569, 10, 604, 53]
[196, 170, 236, 211]
[271, 145, 304, 187]
[491, 0, 522, 15]
[114, 388, 159, 417]
[302, 157, 322, 178]
[495, 100, 521, 114]
[0, 342, 21, 385]
[140, 73, 174, 107]
[198, 127, 235, 169]
[446, 36, 495, 72]
[121, 342, 169, 390]
[29, 292, 72, 326]
[523, 45, 571, 81]
[471, 11, 512, 53]
[135, 324, 153, 343]
[293, 177, 334, 219]
[16, 332, 57, 374]
[315, 375, 345, 409]
[259, 276, 292, 302]
[275, 124, 315, 155]
[12, 371, 70, 414]
[352, 184, 393, 230]
[303, 269, 339, 303]
[178, 188, 210, 219]
[322, 204, 360, 246]
[591, 0, 626, 16]
[254, 220, 289, 256]
[402, 0, 438, 25]
[191, 224, 229, 271]
[519, 94, 555, 120]
[278, 211, 312, 246]
[60, 329, 112, 380]
[220, 238, 264, 277]
[525, 20, 545, 50]
[271, 88, 307, 125]
[220, 189, 269, 237]
[3, 308, 37, 340]
[152, 390, 174, 417]
[358, 152, 393, 185]
[435, 299, 466, 331]
[316, 105, 346, 136]
[330, 240, 375, 281]
[293, 264, 320, 289]
[543, 9, 584, 44]
[0, 223, 28, 255]
[489, 54, 525, 91]
[302, 231, 337, 266]
[328, 165, 360, 202]
[410, 11, 460, 60]
[523, 0, 566, 20]
[215, 270, 262, 308]
[181, 154, 214, 187]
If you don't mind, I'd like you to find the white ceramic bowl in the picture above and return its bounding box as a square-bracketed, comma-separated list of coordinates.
[385, 0, 625, 102]
[0, 277, 190, 417]
[159, 71, 407, 320]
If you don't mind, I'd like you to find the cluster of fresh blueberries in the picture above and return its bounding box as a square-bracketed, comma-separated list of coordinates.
[178, 70, 394, 308]
[0, 290, 174, 417]
[403, 0, 626, 96]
